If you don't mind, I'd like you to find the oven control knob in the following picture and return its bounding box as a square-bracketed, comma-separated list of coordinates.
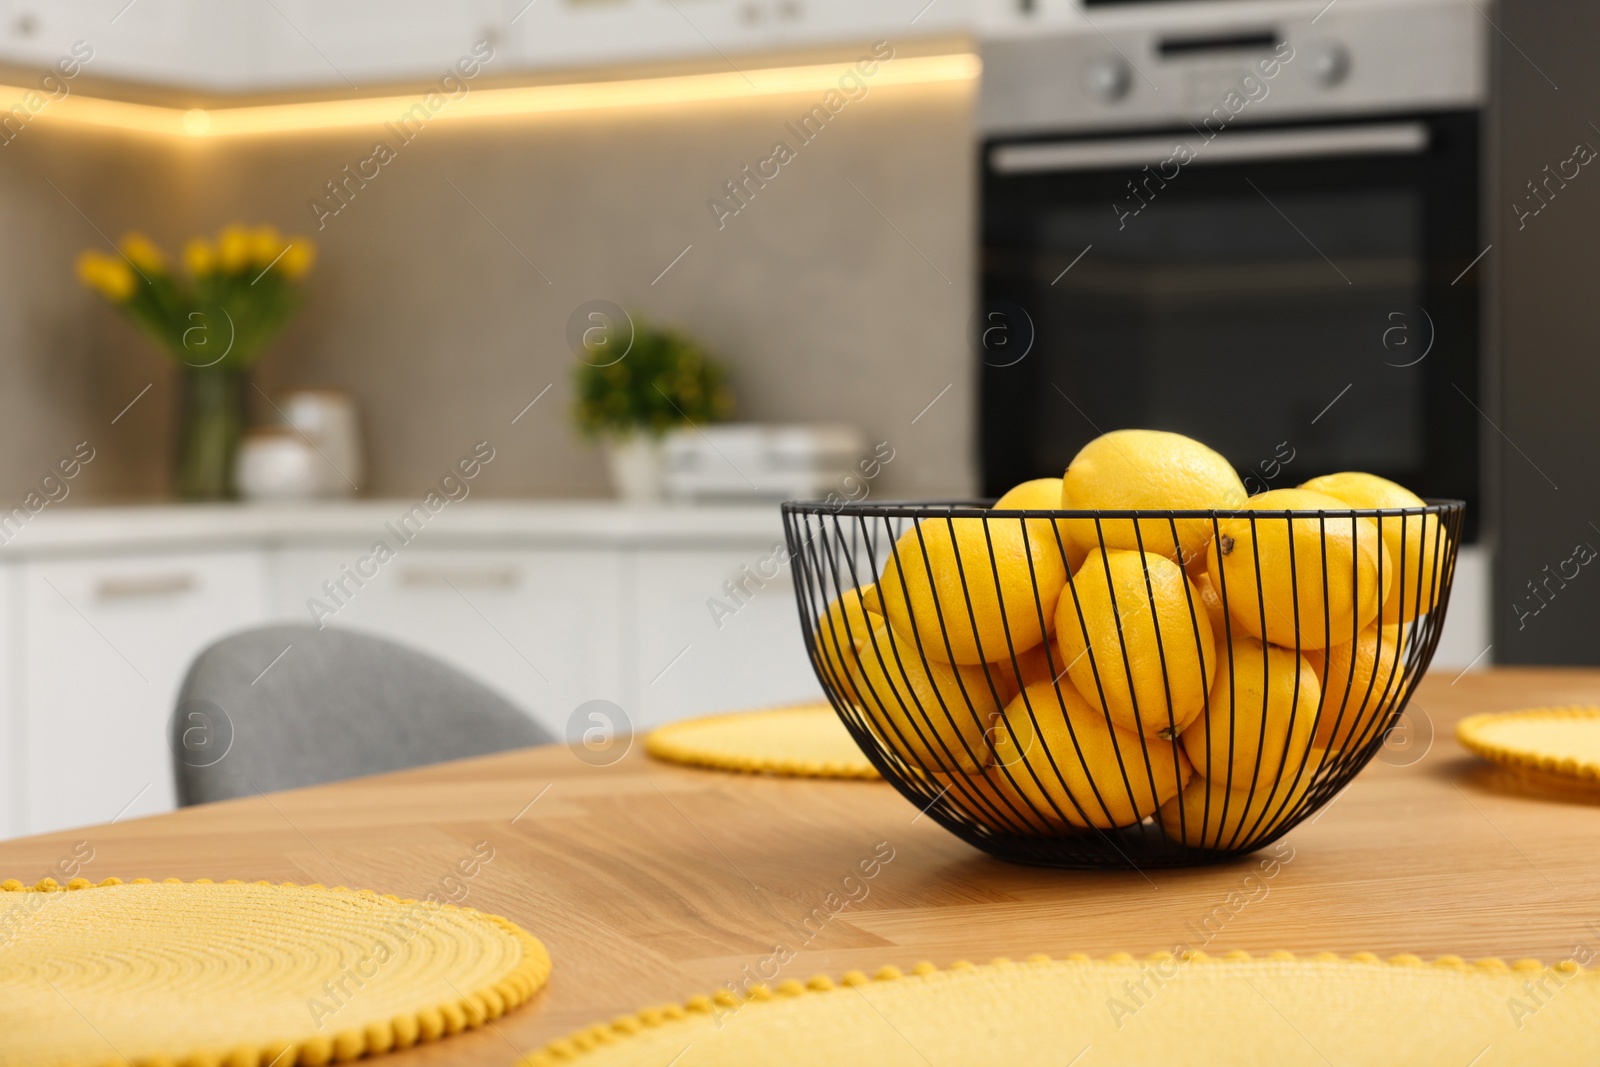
[1083, 55, 1131, 101]
[1307, 41, 1351, 86]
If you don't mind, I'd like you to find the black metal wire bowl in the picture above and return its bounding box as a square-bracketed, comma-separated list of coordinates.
[783, 499, 1465, 869]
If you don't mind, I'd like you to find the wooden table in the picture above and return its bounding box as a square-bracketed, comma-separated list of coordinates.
[5, 668, 1598, 1063]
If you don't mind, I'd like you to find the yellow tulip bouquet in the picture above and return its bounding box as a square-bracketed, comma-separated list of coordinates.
[76, 225, 316, 500]
[77, 225, 315, 371]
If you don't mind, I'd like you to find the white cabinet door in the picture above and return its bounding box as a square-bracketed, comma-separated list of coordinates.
[237, 0, 503, 89]
[509, 0, 767, 73]
[761, 0, 973, 50]
[0, 1, 98, 71]
[630, 545, 822, 727]
[0, 0, 222, 90]
[270, 546, 623, 737]
[21, 550, 268, 836]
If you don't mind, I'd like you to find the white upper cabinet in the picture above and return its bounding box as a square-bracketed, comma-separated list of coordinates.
[507, 0, 975, 75]
[231, 0, 504, 91]
[0, 0, 217, 87]
[507, 0, 763, 73]
[758, 0, 972, 50]
[0, 0, 970, 93]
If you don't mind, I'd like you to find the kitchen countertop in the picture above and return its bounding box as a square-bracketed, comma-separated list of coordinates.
[0, 667, 1593, 1062]
[0, 498, 1495, 671]
[0, 500, 793, 555]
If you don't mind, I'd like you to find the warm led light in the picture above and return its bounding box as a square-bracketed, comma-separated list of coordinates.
[1, 53, 978, 140]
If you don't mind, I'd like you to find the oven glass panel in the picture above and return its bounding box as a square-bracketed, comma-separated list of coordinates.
[981, 114, 1479, 536]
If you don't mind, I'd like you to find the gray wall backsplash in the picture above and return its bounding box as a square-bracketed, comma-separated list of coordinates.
[0, 78, 977, 505]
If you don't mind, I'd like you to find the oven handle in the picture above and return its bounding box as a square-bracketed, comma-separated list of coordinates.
[990, 122, 1429, 175]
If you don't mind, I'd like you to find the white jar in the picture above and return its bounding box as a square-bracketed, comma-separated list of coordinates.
[235, 428, 325, 502]
[281, 389, 363, 496]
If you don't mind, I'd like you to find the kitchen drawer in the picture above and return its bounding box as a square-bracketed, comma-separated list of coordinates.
[20, 550, 269, 836]
[270, 546, 623, 736]
[630, 545, 821, 728]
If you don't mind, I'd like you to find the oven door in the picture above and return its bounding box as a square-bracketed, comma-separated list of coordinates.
[980, 112, 1480, 539]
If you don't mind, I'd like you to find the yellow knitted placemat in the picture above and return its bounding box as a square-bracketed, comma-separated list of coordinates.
[645, 702, 879, 779]
[1457, 705, 1600, 787]
[0, 877, 551, 1067]
[522, 953, 1600, 1066]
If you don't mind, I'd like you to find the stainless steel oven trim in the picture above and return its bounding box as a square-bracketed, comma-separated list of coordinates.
[989, 122, 1430, 175]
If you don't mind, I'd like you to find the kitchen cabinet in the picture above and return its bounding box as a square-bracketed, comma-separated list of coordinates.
[630, 546, 821, 727]
[759, 0, 973, 49]
[0, 502, 809, 840]
[19, 549, 269, 836]
[504, 0, 958, 75]
[0, 504, 1492, 841]
[0, 0, 967, 94]
[1490, 0, 1600, 664]
[509, 0, 763, 74]
[0, 0, 212, 88]
[269, 546, 625, 734]
[236, 0, 503, 90]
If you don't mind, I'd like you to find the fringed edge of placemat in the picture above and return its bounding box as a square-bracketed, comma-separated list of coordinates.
[1, 876, 552, 1067]
[1457, 705, 1600, 783]
[517, 949, 1591, 1066]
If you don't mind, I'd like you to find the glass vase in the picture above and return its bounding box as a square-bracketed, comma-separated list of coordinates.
[174, 367, 246, 501]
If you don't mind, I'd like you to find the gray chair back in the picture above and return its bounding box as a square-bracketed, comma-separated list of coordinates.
[172, 624, 549, 805]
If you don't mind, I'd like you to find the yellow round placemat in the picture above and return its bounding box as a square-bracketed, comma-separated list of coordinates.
[1458, 705, 1600, 787]
[0, 877, 551, 1067]
[522, 953, 1600, 1066]
[645, 702, 879, 779]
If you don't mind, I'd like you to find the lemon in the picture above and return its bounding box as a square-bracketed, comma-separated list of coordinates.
[852, 622, 1003, 773]
[1299, 472, 1445, 623]
[1194, 572, 1229, 643]
[1305, 622, 1405, 752]
[1056, 549, 1216, 737]
[1181, 635, 1319, 791]
[984, 638, 1066, 707]
[811, 585, 881, 701]
[987, 680, 1191, 829]
[1206, 488, 1392, 650]
[1157, 753, 1322, 850]
[994, 477, 1088, 573]
[1059, 430, 1246, 569]
[877, 515, 1068, 665]
[932, 769, 1065, 836]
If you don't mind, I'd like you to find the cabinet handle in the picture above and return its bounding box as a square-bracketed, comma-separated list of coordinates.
[94, 573, 199, 600]
[398, 567, 519, 589]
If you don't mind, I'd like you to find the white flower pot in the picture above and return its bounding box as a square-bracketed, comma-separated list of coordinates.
[605, 435, 666, 503]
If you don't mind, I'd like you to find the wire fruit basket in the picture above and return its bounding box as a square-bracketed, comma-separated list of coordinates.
[784, 499, 1466, 869]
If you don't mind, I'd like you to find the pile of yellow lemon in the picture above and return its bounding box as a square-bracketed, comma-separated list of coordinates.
[812, 429, 1447, 848]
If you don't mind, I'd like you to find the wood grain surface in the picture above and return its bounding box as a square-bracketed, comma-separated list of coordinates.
[4, 667, 1598, 1064]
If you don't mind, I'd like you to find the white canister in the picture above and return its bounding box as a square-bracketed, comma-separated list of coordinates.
[235, 428, 325, 502]
[281, 389, 363, 496]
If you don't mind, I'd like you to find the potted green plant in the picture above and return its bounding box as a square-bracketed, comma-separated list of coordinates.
[572, 318, 733, 502]
[76, 225, 316, 501]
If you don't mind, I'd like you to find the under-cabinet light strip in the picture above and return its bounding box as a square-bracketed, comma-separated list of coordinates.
[1, 53, 979, 139]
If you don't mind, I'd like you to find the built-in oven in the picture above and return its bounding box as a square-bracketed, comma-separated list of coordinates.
[978, 0, 1488, 540]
